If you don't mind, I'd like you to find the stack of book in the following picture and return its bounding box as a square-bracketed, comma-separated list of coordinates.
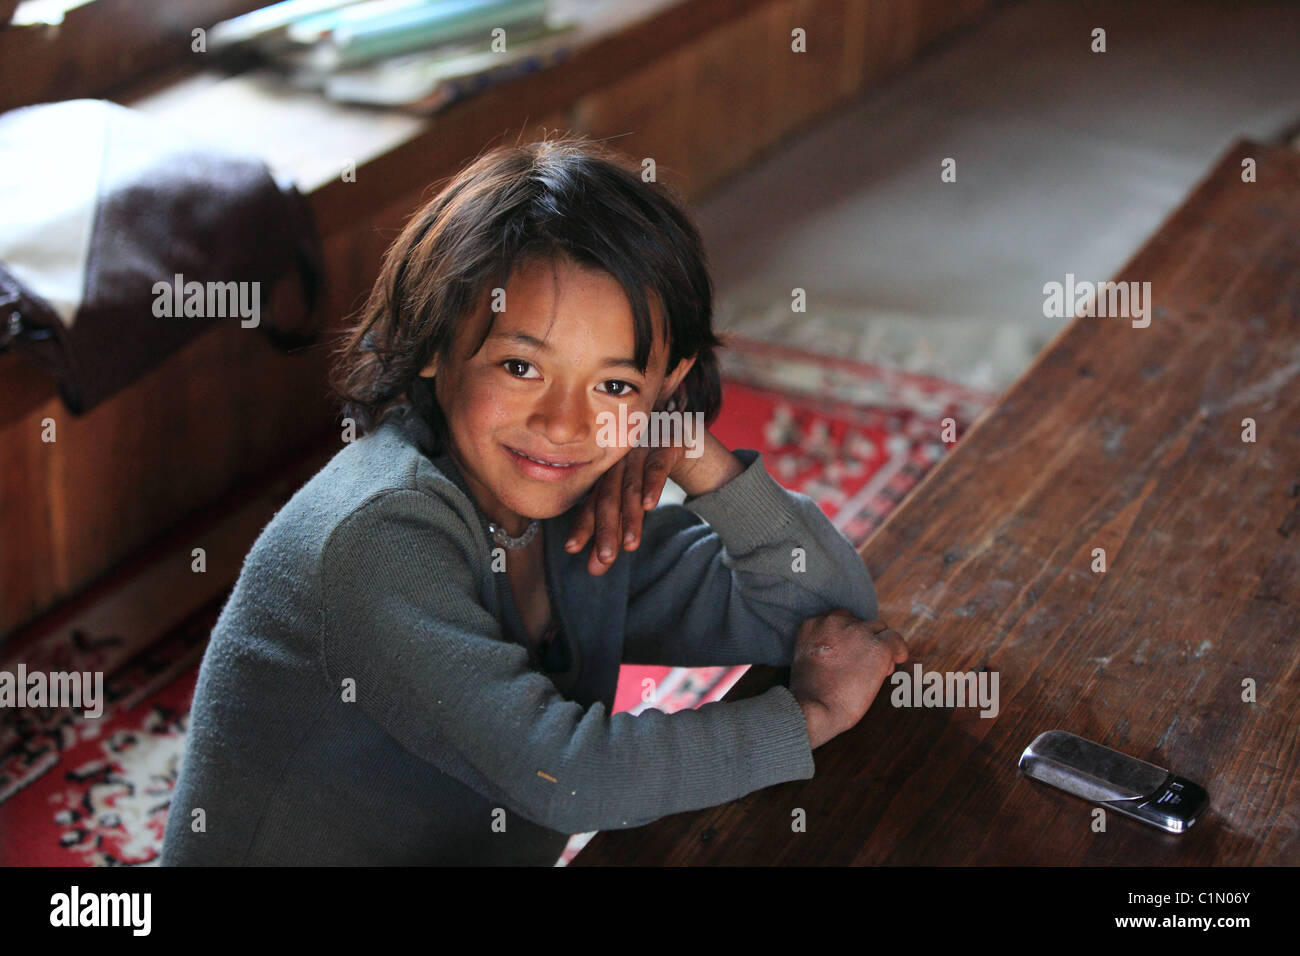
[208, 0, 578, 113]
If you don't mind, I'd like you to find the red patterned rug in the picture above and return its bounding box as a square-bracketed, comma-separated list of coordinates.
[0, 335, 996, 866]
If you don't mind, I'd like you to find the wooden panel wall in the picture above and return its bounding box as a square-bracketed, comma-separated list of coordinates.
[0, 0, 994, 639]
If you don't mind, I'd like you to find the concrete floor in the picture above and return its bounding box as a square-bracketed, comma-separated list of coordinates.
[695, 0, 1300, 393]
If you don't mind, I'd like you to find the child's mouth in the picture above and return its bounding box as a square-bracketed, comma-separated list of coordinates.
[504, 445, 588, 482]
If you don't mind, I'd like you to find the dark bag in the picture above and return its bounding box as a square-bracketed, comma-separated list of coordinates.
[0, 98, 325, 414]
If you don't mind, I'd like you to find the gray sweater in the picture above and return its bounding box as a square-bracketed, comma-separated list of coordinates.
[161, 403, 878, 865]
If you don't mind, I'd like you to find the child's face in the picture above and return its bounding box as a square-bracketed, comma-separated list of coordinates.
[420, 256, 694, 536]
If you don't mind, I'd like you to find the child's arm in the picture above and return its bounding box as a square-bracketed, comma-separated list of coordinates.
[622, 445, 879, 667]
[318, 488, 815, 835]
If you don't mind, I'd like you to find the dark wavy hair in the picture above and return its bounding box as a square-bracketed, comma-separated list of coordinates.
[328, 132, 724, 452]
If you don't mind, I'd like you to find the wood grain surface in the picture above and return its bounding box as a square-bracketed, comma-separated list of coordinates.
[573, 139, 1300, 866]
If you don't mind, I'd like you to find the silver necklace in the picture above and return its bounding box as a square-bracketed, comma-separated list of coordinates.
[487, 519, 539, 550]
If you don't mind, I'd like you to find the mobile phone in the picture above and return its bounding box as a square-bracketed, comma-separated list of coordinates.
[1018, 730, 1208, 833]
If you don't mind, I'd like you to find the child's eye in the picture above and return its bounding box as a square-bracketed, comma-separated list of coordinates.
[597, 380, 639, 397]
[502, 359, 539, 379]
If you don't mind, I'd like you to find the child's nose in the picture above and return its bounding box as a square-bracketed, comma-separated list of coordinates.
[532, 384, 590, 445]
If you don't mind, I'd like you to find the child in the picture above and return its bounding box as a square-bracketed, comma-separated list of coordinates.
[161, 135, 896, 866]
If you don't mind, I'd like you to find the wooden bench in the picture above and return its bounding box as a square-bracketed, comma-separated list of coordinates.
[572, 138, 1300, 866]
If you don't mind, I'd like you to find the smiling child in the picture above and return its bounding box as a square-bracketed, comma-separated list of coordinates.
[161, 134, 882, 865]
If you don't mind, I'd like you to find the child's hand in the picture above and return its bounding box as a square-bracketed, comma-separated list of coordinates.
[791, 611, 909, 749]
[565, 442, 690, 577]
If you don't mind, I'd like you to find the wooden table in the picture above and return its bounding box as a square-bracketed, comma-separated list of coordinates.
[573, 139, 1300, 866]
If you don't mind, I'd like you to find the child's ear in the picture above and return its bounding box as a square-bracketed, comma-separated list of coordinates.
[418, 356, 438, 378]
[656, 356, 696, 410]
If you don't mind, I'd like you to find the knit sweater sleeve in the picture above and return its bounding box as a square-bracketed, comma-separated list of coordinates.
[623, 448, 879, 667]
[317, 487, 815, 835]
